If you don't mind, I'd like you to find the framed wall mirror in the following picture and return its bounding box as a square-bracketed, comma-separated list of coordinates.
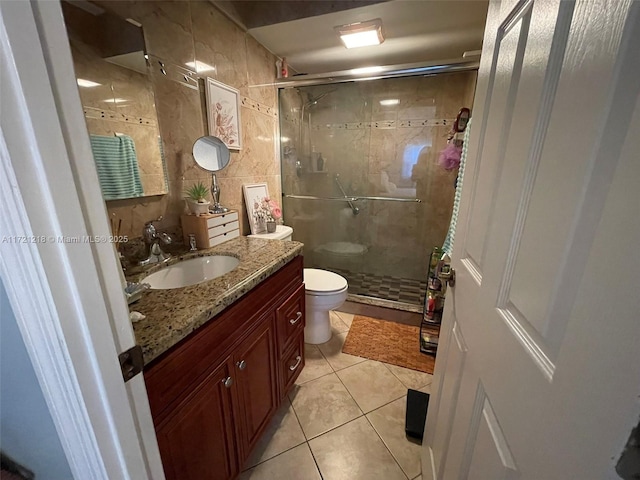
[61, 1, 168, 201]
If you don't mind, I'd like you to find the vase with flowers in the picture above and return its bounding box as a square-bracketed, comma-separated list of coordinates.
[252, 196, 282, 233]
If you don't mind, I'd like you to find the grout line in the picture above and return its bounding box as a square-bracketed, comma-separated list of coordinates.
[302, 411, 365, 442]
[307, 441, 325, 480]
[381, 361, 412, 389]
[295, 369, 334, 386]
[293, 369, 364, 442]
[362, 413, 410, 480]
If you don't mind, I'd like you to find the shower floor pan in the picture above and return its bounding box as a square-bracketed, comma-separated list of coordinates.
[330, 269, 427, 307]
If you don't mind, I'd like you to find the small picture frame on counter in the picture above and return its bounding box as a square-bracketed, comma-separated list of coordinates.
[242, 183, 270, 235]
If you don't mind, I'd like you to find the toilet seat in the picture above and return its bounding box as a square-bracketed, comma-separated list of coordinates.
[304, 268, 348, 296]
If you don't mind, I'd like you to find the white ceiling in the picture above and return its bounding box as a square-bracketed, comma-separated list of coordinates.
[248, 0, 489, 75]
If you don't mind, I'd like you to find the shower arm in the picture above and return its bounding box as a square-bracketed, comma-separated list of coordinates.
[334, 174, 360, 215]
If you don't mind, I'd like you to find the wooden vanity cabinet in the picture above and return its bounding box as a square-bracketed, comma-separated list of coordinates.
[156, 359, 237, 480]
[144, 255, 304, 480]
[232, 313, 278, 459]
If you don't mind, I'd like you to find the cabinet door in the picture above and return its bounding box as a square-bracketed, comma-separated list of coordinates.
[233, 314, 278, 459]
[156, 359, 237, 480]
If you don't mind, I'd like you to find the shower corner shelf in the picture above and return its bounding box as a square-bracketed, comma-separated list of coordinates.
[306, 170, 329, 174]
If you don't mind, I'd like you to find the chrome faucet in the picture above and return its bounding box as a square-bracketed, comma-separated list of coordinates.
[139, 216, 172, 266]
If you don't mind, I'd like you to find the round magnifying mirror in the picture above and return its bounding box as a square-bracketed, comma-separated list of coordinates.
[192, 136, 230, 172]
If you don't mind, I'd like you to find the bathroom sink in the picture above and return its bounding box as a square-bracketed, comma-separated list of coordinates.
[142, 255, 240, 289]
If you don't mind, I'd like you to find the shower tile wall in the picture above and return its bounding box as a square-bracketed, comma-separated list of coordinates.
[281, 72, 476, 293]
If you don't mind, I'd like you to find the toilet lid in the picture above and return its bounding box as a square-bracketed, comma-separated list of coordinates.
[304, 268, 348, 294]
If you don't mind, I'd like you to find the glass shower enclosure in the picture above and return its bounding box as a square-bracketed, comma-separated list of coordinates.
[279, 72, 476, 309]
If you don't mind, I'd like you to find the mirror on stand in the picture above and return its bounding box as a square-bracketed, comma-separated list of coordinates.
[192, 136, 231, 213]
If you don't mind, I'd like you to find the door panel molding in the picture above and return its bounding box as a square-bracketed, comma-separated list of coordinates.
[497, 306, 555, 381]
[433, 322, 468, 479]
[543, 0, 640, 355]
[464, 2, 532, 273]
[496, 1, 575, 350]
[460, 257, 483, 286]
[459, 382, 520, 480]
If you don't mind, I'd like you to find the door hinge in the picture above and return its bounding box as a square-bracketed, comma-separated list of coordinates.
[119, 345, 144, 382]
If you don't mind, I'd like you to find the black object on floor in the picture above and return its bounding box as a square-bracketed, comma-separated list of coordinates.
[405, 389, 430, 441]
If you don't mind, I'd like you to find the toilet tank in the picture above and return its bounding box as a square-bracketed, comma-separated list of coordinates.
[247, 225, 293, 241]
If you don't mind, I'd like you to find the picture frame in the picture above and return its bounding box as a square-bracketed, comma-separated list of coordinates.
[242, 183, 270, 234]
[204, 77, 242, 150]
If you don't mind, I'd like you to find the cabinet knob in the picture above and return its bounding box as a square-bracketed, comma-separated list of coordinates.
[222, 376, 233, 388]
[289, 355, 302, 371]
[289, 312, 303, 325]
[236, 360, 246, 370]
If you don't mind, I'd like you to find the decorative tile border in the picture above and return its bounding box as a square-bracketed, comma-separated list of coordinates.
[281, 112, 300, 125]
[241, 96, 278, 119]
[83, 105, 158, 128]
[310, 118, 455, 131]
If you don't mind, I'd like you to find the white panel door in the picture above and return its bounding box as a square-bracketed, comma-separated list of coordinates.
[423, 1, 640, 479]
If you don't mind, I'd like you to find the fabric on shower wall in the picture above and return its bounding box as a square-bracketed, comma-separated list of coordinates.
[0, 278, 73, 479]
[442, 119, 472, 256]
[90, 134, 144, 200]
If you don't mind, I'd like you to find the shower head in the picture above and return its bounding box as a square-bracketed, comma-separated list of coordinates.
[303, 90, 335, 108]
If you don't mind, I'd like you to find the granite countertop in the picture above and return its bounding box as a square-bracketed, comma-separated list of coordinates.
[128, 237, 303, 365]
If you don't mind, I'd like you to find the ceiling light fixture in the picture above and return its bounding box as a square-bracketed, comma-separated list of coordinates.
[379, 99, 400, 106]
[76, 78, 101, 88]
[335, 18, 384, 49]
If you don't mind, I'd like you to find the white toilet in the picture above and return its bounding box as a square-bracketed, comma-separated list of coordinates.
[248, 225, 349, 344]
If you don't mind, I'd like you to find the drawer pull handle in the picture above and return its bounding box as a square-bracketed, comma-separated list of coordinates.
[289, 355, 302, 371]
[289, 312, 303, 325]
[236, 360, 246, 370]
[222, 376, 233, 388]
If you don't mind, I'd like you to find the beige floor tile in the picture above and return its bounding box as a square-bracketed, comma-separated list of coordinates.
[288, 373, 362, 439]
[336, 360, 407, 413]
[240, 443, 321, 480]
[330, 311, 350, 334]
[335, 310, 354, 328]
[412, 476, 422, 480]
[309, 417, 407, 480]
[296, 344, 333, 385]
[367, 397, 422, 479]
[384, 363, 434, 390]
[243, 400, 306, 469]
[418, 383, 432, 395]
[317, 332, 367, 371]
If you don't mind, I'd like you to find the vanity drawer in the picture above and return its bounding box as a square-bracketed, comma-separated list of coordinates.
[208, 220, 239, 238]
[276, 284, 305, 352]
[209, 228, 240, 247]
[279, 336, 304, 397]
[207, 211, 238, 229]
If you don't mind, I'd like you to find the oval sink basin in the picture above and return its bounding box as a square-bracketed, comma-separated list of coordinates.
[142, 255, 240, 289]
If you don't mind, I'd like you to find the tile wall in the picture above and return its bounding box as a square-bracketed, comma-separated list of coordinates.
[91, 1, 281, 238]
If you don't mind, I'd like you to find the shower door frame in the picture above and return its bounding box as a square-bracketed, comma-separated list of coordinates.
[278, 61, 479, 310]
